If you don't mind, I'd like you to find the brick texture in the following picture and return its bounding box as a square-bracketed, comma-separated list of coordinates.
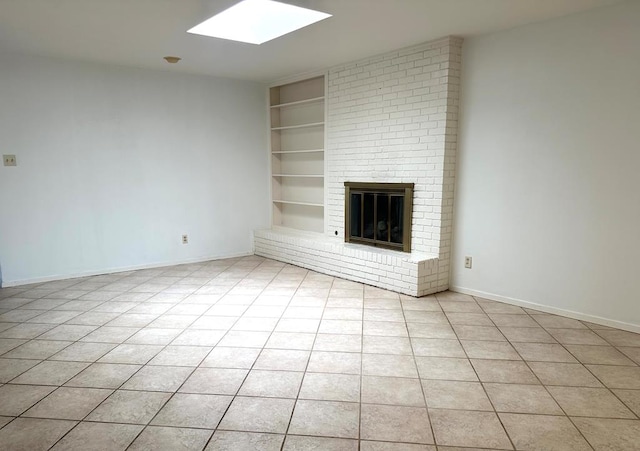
[256, 36, 462, 296]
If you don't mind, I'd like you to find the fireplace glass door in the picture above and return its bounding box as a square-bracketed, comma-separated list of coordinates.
[345, 182, 413, 252]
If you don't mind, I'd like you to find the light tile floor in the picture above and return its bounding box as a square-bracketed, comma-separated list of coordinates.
[0, 255, 639, 450]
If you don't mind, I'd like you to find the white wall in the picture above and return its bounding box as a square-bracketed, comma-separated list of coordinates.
[452, 1, 640, 331]
[0, 53, 268, 286]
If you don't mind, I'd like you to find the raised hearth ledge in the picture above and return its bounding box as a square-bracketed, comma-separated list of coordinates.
[253, 227, 443, 297]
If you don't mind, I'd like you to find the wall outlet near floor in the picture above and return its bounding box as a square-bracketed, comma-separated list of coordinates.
[3, 155, 16, 166]
[182, 234, 188, 244]
[464, 256, 473, 269]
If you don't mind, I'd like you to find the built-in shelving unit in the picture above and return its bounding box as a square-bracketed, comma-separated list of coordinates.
[270, 76, 325, 233]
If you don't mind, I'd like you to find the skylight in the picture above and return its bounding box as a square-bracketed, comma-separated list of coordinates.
[187, 0, 331, 45]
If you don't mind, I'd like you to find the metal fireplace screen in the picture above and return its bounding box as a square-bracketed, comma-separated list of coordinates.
[344, 182, 413, 252]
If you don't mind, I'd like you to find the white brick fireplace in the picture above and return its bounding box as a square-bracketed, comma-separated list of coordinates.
[255, 36, 462, 297]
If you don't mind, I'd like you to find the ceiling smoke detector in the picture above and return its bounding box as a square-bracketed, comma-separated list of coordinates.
[163, 56, 181, 64]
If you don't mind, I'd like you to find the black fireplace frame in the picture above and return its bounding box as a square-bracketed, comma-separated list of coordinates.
[344, 182, 414, 253]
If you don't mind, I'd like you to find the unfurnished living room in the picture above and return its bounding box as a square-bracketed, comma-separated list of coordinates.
[0, 0, 639, 449]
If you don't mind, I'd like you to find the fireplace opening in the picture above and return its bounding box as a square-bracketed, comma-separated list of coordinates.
[344, 182, 413, 252]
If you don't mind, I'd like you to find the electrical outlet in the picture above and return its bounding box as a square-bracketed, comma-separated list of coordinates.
[464, 256, 472, 269]
[3, 155, 16, 167]
[182, 234, 188, 244]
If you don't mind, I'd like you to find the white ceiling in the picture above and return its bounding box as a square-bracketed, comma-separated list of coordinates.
[0, 0, 625, 82]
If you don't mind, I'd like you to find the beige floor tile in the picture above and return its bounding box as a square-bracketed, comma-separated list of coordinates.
[266, 332, 316, 350]
[453, 325, 506, 341]
[125, 327, 182, 345]
[217, 330, 271, 347]
[363, 375, 424, 406]
[362, 353, 418, 378]
[65, 363, 141, 389]
[289, 399, 360, 438]
[461, 340, 520, 360]
[189, 316, 235, 331]
[471, 359, 539, 384]
[439, 301, 483, 313]
[238, 369, 303, 398]
[0, 384, 56, 416]
[275, 319, 321, 333]
[254, 349, 310, 371]
[313, 334, 362, 352]
[415, 356, 478, 381]
[528, 362, 602, 387]
[50, 421, 143, 451]
[23, 387, 112, 420]
[512, 343, 578, 362]
[363, 321, 409, 337]
[403, 311, 448, 324]
[0, 323, 55, 339]
[179, 368, 248, 395]
[98, 343, 163, 364]
[488, 314, 539, 328]
[445, 313, 493, 327]
[0, 358, 40, 382]
[11, 360, 89, 385]
[86, 389, 170, 424]
[67, 311, 120, 326]
[500, 413, 591, 451]
[80, 326, 139, 343]
[547, 329, 609, 345]
[498, 326, 556, 343]
[429, 409, 512, 449]
[573, 417, 640, 451]
[319, 320, 362, 335]
[477, 301, 525, 314]
[587, 364, 640, 389]
[407, 323, 456, 339]
[171, 329, 226, 346]
[547, 386, 635, 418]
[363, 335, 413, 355]
[595, 330, 640, 347]
[0, 417, 76, 451]
[360, 442, 435, 451]
[308, 351, 361, 374]
[299, 372, 360, 402]
[129, 426, 213, 451]
[152, 393, 232, 428]
[363, 309, 404, 322]
[121, 366, 193, 392]
[401, 298, 441, 312]
[423, 380, 491, 411]
[618, 346, 640, 364]
[148, 345, 212, 366]
[565, 344, 636, 365]
[2, 339, 72, 359]
[360, 404, 433, 444]
[411, 338, 465, 358]
[284, 435, 358, 450]
[37, 324, 97, 341]
[533, 316, 587, 329]
[207, 430, 283, 450]
[613, 389, 640, 416]
[49, 342, 117, 362]
[485, 383, 562, 414]
[218, 396, 295, 434]
[200, 347, 261, 369]
[326, 308, 364, 320]
[0, 416, 11, 428]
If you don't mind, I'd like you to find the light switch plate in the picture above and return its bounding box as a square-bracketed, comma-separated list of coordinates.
[3, 155, 16, 166]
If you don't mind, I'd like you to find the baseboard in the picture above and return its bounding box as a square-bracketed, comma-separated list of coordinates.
[450, 286, 640, 334]
[1, 251, 254, 288]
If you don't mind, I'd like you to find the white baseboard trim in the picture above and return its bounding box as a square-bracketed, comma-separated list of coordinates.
[1, 251, 254, 288]
[450, 286, 640, 334]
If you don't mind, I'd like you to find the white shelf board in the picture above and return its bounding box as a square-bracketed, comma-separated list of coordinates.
[272, 174, 324, 178]
[270, 96, 324, 109]
[272, 149, 324, 154]
[273, 200, 324, 207]
[271, 122, 324, 131]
